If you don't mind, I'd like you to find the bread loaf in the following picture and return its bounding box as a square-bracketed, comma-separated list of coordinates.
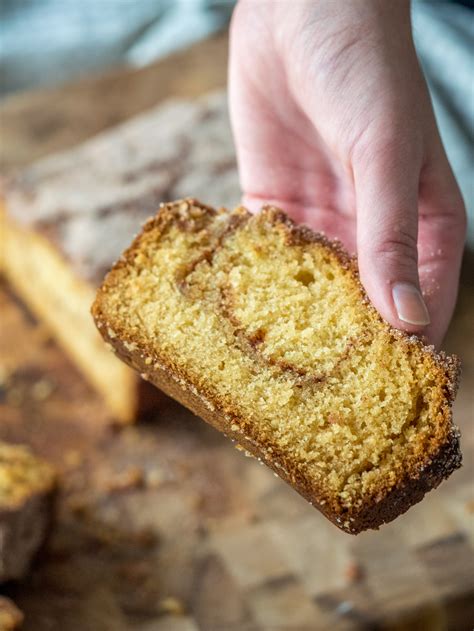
[1, 92, 239, 422]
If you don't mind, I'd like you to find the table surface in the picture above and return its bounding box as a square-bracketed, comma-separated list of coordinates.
[1, 31, 473, 631]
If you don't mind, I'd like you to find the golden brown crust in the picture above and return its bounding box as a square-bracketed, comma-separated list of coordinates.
[92, 322, 462, 534]
[92, 198, 462, 534]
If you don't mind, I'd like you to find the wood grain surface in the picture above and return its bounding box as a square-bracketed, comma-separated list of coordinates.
[1, 32, 473, 631]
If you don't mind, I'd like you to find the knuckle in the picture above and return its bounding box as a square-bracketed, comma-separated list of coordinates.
[430, 203, 467, 238]
[372, 228, 419, 268]
[350, 114, 423, 170]
[351, 128, 390, 164]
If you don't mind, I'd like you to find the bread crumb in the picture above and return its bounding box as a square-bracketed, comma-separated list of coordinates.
[159, 596, 185, 616]
[31, 378, 54, 401]
[345, 561, 364, 583]
[101, 466, 144, 493]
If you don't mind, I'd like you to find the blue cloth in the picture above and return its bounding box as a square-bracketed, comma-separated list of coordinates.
[0, 0, 233, 95]
[413, 0, 474, 246]
[1, 0, 472, 245]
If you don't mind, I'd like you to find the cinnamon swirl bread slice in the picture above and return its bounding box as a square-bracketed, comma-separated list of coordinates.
[92, 199, 462, 533]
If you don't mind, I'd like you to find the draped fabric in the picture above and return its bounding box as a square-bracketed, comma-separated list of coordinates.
[0, 0, 472, 244]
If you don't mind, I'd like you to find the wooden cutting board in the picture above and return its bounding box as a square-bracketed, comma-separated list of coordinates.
[1, 32, 474, 631]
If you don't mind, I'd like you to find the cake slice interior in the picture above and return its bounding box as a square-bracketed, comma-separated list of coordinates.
[93, 199, 461, 532]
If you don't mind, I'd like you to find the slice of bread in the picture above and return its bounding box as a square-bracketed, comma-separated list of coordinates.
[0, 442, 56, 581]
[92, 199, 462, 533]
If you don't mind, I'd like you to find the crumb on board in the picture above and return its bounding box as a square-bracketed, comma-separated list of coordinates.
[158, 596, 185, 616]
[344, 561, 365, 583]
[100, 466, 145, 493]
[0, 596, 24, 631]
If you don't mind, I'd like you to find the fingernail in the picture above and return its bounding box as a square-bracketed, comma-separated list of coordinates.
[392, 282, 430, 326]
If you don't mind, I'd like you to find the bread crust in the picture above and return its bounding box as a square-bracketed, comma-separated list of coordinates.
[92, 199, 462, 534]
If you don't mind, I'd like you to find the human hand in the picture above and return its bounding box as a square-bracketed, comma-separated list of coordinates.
[229, 0, 466, 347]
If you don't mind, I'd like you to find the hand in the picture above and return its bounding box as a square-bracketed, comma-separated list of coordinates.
[229, 0, 466, 347]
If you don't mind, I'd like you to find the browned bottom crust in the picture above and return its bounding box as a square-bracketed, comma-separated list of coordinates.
[99, 332, 461, 534]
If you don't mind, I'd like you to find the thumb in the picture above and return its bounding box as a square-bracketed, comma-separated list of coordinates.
[355, 140, 430, 334]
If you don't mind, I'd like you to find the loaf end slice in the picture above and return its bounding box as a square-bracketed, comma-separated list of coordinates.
[0, 443, 56, 582]
[92, 199, 462, 534]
